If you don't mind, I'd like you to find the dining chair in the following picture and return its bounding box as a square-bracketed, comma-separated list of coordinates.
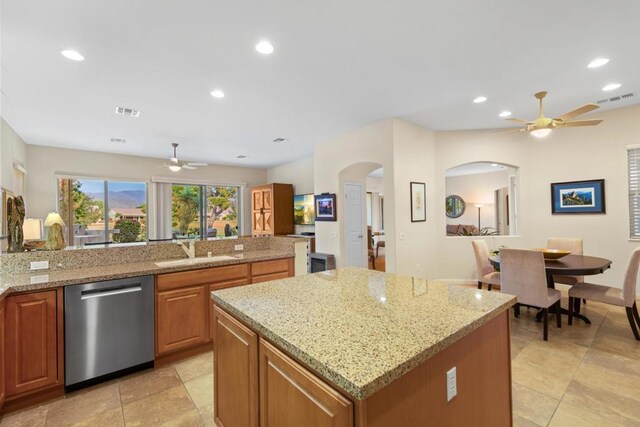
[547, 237, 584, 286]
[500, 248, 562, 341]
[568, 247, 640, 340]
[471, 240, 500, 291]
[367, 226, 375, 269]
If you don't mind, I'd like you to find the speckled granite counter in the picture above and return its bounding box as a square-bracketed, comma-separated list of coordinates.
[211, 267, 516, 400]
[0, 249, 294, 297]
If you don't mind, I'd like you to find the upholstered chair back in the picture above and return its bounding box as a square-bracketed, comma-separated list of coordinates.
[500, 249, 549, 307]
[471, 240, 493, 279]
[547, 237, 584, 283]
[623, 247, 640, 307]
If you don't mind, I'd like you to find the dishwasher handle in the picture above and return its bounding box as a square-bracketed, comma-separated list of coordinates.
[80, 285, 142, 300]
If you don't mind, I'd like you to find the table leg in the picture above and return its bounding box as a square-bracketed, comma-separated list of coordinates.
[538, 272, 592, 325]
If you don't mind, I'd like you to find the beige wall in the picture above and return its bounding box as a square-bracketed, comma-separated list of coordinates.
[1, 118, 28, 196]
[26, 145, 268, 234]
[266, 156, 314, 235]
[313, 119, 396, 270]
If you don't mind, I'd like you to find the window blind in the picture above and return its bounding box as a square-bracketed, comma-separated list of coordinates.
[628, 146, 640, 239]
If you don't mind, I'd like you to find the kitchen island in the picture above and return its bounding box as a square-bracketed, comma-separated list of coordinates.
[211, 268, 516, 426]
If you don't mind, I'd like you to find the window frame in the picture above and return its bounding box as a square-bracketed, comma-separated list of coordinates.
[628, 145, 640, 240]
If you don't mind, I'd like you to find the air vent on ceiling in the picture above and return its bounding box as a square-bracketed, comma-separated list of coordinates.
[596, 92, 634, 105]
[115, 106, 141, 117]
[273, 138, 288, 143]
[236, 155, 248, 159]
[110, 138, 126, 144]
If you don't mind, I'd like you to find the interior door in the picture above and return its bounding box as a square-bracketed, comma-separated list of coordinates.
[344, 183, 365, 267]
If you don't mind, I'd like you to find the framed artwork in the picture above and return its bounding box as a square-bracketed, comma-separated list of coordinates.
[293, 194, 315, 225]
[410, 182, 426, 222]
[314, 193, 337, 221]
[550, 179, 605, 214]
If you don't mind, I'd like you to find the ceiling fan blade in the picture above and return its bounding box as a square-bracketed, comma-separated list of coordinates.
[555, 104, 599, 122]
[559, 119, 603, 127]
[182, 164, 197, 170]
[186, 162, 208, 167]
[507, 118, 533, 124]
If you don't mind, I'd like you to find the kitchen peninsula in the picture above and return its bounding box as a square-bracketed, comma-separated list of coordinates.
[211, 268, 516, 426]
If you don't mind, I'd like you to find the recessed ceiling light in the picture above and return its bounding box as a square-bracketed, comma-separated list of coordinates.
[61, 49, 84, 61]
[602, 83, 621, 92]
[255, 40, 274, 55]
[210, 89, 225, 98]
[498, 111, 512, 118]
[236, 155, 248, 159]
[473, 96, 487, 104]
[491, 163, 498, 167]
[273, 138, 288, 143]
[587, 58, 609, 69]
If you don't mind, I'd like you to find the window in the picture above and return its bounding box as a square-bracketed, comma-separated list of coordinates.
[628, 146, 640, 239]
[171, 184, 240, 239]
[58, 178, 147, 246]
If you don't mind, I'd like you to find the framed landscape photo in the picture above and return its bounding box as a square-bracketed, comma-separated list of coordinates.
[314, 193, 337, 221]
[410, 182, 426, 222]
[550, 179, 605, 214]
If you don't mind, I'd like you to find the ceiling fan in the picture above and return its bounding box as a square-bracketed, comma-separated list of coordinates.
[161, 143, 208, 172]
[508, 91, 603, 138]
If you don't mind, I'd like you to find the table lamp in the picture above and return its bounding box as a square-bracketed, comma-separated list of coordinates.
[45, 212, 66, 250]
[23, 218, 45, 250]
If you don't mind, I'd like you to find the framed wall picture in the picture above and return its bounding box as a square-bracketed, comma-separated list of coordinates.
[410, 182, 426, 222]
[314, 193, 337, 221]
[550, 179, 605, 214]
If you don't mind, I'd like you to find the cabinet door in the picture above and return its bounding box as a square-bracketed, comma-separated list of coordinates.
[259, 339, 353, 427]
[157, 286, 207, 355]
[6, 291, 58, 396]
[0, 298, 5, 408]
[213, 306, 258, 427]
[262, 189, 272, 211]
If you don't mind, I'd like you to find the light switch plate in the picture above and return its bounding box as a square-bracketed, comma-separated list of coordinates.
[234, 244, 244, 251]
[30, 260, 49, 271]
[447, 367, 457, 401]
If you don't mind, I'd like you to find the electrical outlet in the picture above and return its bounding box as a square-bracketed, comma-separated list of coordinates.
[234, 244, 244, 251]
[447, 367, 457, 401]
[30, 274, 49, 285]
[30, 260, 49, 271]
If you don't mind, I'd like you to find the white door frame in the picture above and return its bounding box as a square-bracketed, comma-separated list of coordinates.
[343, 181, 365, 267]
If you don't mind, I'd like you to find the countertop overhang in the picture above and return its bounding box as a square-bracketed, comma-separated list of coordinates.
[211, 267, 516, 399]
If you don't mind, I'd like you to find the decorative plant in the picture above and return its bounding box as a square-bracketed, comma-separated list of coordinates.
[460, 227, 499, 236]
[112, 219, 141, 243]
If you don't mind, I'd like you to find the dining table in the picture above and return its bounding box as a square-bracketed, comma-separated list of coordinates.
[488, 253, 612, 324]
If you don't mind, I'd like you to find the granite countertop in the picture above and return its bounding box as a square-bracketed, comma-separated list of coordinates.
[0, 249, 294, 297]
[211, 267, 516, 400]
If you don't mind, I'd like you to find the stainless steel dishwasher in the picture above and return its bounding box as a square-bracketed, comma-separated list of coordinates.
[64, 275, 154, 391]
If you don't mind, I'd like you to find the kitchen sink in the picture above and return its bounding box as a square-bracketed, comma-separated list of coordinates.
[154, 255, 238, 268]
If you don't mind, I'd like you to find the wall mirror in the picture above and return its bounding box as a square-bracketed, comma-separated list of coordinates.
[445, 162, 519, 236]
[445, 195, 465, 218]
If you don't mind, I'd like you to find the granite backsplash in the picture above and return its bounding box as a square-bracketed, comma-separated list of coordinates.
[0, 236, 300, 275]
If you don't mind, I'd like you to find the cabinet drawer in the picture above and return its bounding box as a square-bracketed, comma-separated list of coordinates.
[250, 258, 290, 277]
[157, 264, 248, 291]
[251, 272, 290, 284]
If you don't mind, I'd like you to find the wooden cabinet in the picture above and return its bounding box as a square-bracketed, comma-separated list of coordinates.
[213, 306, 258, 427]
[0, 298, 5, 409]
[259, 339, 353, 427]
[156, 286, 208, 355]
[250, 258, 294, 284]
[5, 290, 60, 396]
[251, 184, 294, 236]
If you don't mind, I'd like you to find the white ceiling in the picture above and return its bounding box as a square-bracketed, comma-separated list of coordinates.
[2, 1, 639, 168]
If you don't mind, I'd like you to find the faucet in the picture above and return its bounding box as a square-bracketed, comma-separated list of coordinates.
[177, 239, 197, 259]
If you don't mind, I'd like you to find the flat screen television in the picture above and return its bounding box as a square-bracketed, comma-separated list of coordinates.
[293, 194, 315, 225]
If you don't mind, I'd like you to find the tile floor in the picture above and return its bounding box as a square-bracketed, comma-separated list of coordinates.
[1, 292, 639, 426]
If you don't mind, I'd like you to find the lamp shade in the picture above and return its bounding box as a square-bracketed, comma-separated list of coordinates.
[23, 218, 43, 240]
[44, 212, 65, 227]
